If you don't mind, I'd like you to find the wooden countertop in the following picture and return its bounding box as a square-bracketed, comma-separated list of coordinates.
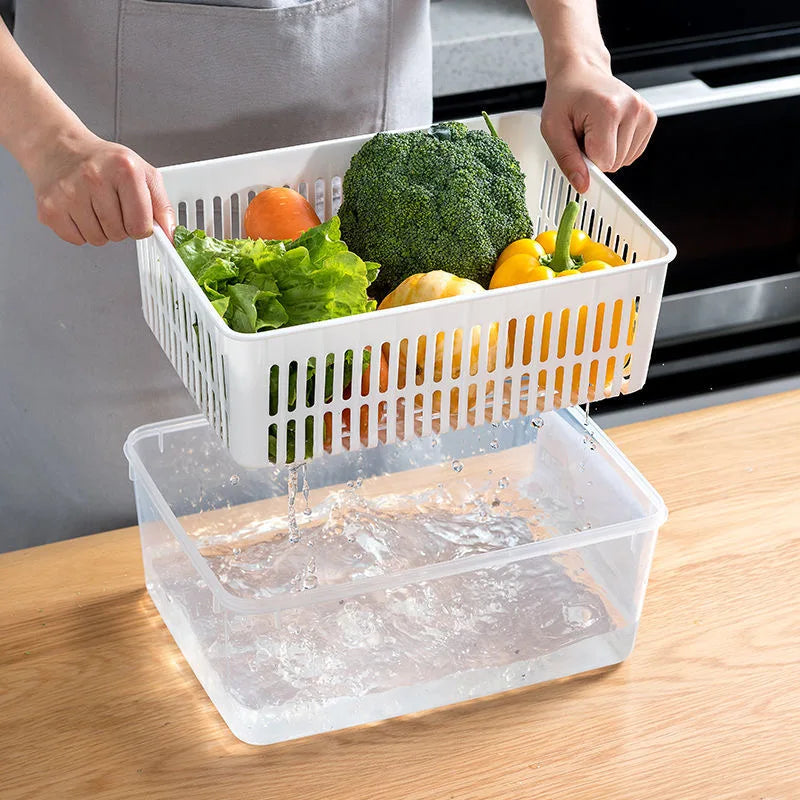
[2, 391, 799, 800]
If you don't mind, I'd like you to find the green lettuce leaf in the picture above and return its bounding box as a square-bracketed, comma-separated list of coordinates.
[172, 217, 380, 461]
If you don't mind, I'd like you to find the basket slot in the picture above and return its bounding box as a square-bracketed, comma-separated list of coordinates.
[331, 176, 343, 216]
[195, 199, 205, 231]
[212, 196, 223, 238]
[313, 179, 326, 221]
[230, 193, 241, 238]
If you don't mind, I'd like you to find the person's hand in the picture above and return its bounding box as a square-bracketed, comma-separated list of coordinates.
[23, 127, 175, 246]
[540, 60, 656, 194]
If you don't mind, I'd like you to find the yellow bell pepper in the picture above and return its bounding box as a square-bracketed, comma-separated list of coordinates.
[495, 238, 546, 269]
[490, 255, 555, 289]
[534, 203, 625, 270]
[492, 202, 636, 404]
[535, 228, 588, 259]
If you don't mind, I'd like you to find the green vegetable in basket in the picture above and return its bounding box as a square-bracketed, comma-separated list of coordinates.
[173, 217, 379, 461]
[338, 112, 533, 300]
[173, 217, 379, 333]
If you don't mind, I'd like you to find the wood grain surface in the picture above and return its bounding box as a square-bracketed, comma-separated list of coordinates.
[1, 391, 799, 800]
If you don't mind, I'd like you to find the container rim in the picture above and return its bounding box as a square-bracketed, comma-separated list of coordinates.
[124, 408, 668, 615]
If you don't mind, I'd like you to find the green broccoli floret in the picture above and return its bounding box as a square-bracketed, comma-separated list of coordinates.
[338, 118, 533, 300]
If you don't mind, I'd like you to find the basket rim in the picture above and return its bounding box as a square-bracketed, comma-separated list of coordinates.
[152, 108, 676, 344]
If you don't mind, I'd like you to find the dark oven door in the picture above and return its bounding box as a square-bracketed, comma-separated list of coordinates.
[580, 55, 798, 413]
[614, 58, 800, 348]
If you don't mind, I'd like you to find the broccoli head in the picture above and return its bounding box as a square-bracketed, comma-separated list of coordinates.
[338, 119, 533, 300]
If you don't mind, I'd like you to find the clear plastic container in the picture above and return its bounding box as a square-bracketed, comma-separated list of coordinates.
[125, 408, 666, 745]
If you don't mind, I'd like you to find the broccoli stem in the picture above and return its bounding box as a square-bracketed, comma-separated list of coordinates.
[550, 201, 580, 273]
[482, 111, 499, 139]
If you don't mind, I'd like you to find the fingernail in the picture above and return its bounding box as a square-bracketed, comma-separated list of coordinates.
[570, 173, 588, 194]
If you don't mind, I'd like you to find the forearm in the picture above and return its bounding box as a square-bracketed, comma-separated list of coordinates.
[526, 0, 611, 78]
[0, 20, 87, 174]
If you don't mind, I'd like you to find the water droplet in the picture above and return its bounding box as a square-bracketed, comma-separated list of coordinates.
[497, 476, 509, 489]
[582, 522, 592, 530]
[306, 557, 316, 573]
[232, 547, 241, 555]
[437, 482, 444, 489]
[354, 477, 363, 489]
[287, 465, 299, 543]
[532, 417, 544, 428]
[354, 552, 363, 560]
[430, 437, 439, 448]
[303, 574, 319, 590]
[575, 496, 584, 506]
[452, 460, 464, 473]
[301, 464, 311, 516]
[587, 480, 593, 487]
[229, 474, 240, 485]
[491, 421, 499, 428]
[346, 480, 355, 489]
[488, 468, 494, 475]
[489, 439, 499, 450]
[502, 419, 511, 429]
[491, 498, 501, 507]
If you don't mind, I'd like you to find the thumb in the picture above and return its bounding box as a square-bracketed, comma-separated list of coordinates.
[541, 116, 590, 195]
[146, 166, 176, 241]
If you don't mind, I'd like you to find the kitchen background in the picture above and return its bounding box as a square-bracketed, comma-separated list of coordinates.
[1, 0, 798, 549]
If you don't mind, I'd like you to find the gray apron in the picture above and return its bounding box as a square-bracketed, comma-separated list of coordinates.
[0, 0, 432, 550]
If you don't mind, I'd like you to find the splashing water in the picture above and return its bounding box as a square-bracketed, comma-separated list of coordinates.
[302, 465, 312, 517]
[287, 466, 300, 543]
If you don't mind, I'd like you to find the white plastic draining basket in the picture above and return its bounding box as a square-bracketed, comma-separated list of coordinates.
[136, 110, 676, 469]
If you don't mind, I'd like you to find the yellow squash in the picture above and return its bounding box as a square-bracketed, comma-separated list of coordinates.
[379, 270, 499, 386]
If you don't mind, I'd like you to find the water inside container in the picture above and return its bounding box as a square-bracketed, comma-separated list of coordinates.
[132, 409, 660, 742]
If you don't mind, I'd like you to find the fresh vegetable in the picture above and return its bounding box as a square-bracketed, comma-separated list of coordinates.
[174, 217, 378, 333]
[535, 204, 625, 269]
[173, 217, 379, 461]
[575, 241, 625, 267]
[495, 238, 546, 268]
[497, 202, 626, 281]
[243, 186, 321, 241]
[490, 202, 635, 402]
[338, 113, 533, 299]
[490, 255, 554, 289]
[378, 271, 498, 384]
[534, 228, 588, 260]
